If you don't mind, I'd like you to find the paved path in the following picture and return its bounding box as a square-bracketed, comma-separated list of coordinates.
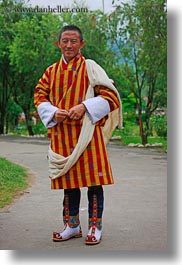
[0, 136, 167, 250]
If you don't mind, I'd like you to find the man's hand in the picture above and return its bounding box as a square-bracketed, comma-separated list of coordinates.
[68, 103, 86, 120]
[54, 109, 68, 123]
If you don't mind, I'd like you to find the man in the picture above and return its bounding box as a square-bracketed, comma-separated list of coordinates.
[34, 25, 121, 245]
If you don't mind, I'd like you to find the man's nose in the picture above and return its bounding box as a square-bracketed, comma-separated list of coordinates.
[66, 41, 72, 48]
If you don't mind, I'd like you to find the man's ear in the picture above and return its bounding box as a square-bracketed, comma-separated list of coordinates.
[54, 40, 60, 48]
[80, 40, 85, 49]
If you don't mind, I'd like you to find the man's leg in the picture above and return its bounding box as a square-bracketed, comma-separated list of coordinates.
[53, 188, 82, 241]
[86, 185, 104, 245]
[63, 188, 81, 227]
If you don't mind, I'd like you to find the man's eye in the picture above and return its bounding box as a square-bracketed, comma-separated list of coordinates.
[61, 39, 78, 44]
[62, 39, 68, 44]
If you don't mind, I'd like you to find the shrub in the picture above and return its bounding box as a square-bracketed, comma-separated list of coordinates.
[32, 121, 47, 135]
[150, 115, 167, 137]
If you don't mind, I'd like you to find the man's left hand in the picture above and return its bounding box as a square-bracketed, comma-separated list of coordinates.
[68, 103, 86, 120]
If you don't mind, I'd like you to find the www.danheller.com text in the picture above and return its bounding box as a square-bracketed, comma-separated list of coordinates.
[4, 5, 89, 13]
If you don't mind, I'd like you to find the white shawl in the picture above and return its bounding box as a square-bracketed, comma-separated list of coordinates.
[48, 59, 122, 179]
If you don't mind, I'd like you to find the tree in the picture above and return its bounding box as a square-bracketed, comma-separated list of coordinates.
[9, 13, 61, 135]
[109, 0, 167, 144]
[0, 0, 25, 134]
[5, 98, 22, 133]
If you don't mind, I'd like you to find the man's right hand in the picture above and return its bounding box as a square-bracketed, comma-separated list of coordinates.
[54, 109, 68, 123]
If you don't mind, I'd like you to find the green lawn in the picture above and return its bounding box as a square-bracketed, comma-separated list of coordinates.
[113, 127, 167, 151]
[0, 157, 28, 208]
[121, 135, 167, 150]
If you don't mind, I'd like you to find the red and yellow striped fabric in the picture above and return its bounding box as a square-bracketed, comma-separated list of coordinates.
[34, 54, 119, 189]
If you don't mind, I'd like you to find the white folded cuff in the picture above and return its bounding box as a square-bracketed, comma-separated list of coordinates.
[82, 96, 110, 124]
[37, 102, 58, 128]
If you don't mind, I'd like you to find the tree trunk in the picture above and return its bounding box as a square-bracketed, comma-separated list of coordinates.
[0, 112, 5, 135]
[0, 124, 4, 135]
[141, 133, 148, 145]
[138, 116, 148, 145]
[5, 112, 9, 134]
[24, 109, 34, 136]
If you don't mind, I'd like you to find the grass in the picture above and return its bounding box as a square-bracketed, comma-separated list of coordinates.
[113, 127, 167, 151]
[121, 135, 167, 150]
[0, 157, 28, 208]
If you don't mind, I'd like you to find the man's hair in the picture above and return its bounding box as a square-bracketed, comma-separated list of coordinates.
[58, 25, 83, 42]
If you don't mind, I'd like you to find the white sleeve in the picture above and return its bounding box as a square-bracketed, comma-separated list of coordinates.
[37, 102, 58, 128]
[82, 96, 110, 124]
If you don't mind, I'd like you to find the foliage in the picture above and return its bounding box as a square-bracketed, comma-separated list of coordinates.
[109, 0, 167, 144]
[150, 114, 167, 137]
[9, 12, 62, 135]
[5, 98, 22, 133]
[13, 120, 28, 135]
[0, 157, 28, 208]
[0, 0, 25, 134]
[32, 121, 47, 135]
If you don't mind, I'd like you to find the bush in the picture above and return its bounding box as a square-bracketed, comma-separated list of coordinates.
[32, 121, 47, 135]
[150, 115, 167, 137]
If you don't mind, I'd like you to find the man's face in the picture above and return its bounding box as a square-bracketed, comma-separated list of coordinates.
[59, 30, 84, 62]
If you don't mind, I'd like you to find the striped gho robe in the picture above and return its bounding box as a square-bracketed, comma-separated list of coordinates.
[34, 53, 120, 190]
